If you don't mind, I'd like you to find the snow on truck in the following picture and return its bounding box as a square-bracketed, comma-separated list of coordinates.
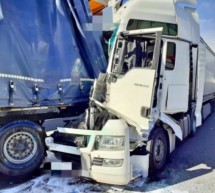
[45, 0, 215, 185]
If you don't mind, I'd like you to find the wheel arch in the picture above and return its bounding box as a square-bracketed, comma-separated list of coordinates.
[159, 113, 183, 140]
[0, 120, 46, 139]
[150, 119, 176, 154]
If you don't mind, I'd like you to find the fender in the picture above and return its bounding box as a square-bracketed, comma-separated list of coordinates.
[0, 120, 45, 139]
[159, 113, 183, 140]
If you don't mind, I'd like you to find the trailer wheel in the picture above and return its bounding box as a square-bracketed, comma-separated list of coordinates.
[0, 120, 46, 177]
[190, 109, 197, 137]
[149, 128, 168, 174]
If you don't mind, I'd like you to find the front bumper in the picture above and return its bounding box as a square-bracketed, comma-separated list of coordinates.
[91, 151, 131, 185]
[46, 138, 131, 185]
[45, 119, 148, 185]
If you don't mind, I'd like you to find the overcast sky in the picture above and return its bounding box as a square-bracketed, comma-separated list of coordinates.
[198, 0, 215, 51]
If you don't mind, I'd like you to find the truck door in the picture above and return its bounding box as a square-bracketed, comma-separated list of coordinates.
[161, 40, 190, 113]
[106, 28, 162, 130]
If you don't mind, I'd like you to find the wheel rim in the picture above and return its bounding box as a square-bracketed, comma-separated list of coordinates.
[154, 138, 165, 163]
[3, 131, 38, 164]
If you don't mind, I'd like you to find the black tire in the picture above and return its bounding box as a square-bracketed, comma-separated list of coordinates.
[190, 109, 197, 137]
[0, 120, 46, 177]
[149, 128, 168, 174]
[210, 100, 215, 113]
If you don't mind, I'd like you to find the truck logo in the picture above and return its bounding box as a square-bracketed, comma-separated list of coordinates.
[134, 83, 149, 88]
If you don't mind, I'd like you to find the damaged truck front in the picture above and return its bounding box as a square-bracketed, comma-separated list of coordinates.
[46, 0, 215, 185]
[47, 27, 164, 185]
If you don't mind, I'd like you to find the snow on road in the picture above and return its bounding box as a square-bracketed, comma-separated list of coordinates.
[0, 174, 166, 193]
[0, 173, 190, 193]
[1, 174, 109, 193]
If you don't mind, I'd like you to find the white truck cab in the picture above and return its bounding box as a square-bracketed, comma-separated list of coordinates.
[45, 0, 215, 185]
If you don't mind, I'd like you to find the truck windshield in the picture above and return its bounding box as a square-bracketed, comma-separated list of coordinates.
[111, 36, 156, 74]
[127, 19, 177, 36]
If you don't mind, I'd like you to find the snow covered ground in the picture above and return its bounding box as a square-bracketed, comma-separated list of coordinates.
[1, 114, 215, 193]
[1, 174, 109, 193]
[0, 173, 178, 193]
[0, 172, 191, 193]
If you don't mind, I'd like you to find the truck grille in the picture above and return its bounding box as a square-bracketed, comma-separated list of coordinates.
[92, 157, 103, 166]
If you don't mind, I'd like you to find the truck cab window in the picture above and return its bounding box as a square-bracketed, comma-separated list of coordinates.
[165, 42, 176, 70]
[111, 37, 156, 74]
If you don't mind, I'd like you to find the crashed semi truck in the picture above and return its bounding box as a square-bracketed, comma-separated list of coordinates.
[46, 0, 215, 185]
[0, 0, 106, 177]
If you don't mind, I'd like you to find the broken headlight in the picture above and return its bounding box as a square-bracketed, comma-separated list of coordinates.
[74, 136, 87, 148]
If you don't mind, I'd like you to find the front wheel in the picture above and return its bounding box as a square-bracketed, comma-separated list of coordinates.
[149, 128, 168, 174]
[0, 120, 46, 177]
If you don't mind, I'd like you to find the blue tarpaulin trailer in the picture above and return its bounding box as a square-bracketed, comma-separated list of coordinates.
[0, 0, 106, 108]
[0, 0, 106, 177]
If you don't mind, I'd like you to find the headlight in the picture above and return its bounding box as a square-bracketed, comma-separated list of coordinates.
[103, 159, 123, 167]
[96, 136, 124, 151]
